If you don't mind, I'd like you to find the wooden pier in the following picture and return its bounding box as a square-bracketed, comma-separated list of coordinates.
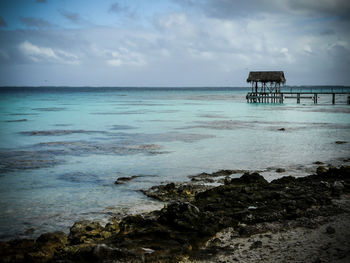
[246, 87, 350, 104]
[246, 71, 350, 104]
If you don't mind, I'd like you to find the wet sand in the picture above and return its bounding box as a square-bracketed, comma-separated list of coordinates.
[182, 195, 350, 263]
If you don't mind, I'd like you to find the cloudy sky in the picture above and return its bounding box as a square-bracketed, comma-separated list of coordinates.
[0, 0, 349, 86]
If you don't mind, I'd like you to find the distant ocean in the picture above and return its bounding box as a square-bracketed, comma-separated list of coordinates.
[0, 86, 349, 240]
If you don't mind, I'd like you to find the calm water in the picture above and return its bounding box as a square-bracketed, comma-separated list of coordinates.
[0, 87, 349, 240]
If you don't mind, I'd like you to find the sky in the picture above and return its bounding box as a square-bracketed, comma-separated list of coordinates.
[0, 0, 349, 86]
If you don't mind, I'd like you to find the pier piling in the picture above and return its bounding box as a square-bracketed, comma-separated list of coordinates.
[246, 90, 350, 104]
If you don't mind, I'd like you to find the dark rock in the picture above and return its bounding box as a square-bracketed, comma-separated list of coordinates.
[211, 169, 243, 176]
[189, 244, 235, 260]
[24, 227, 35, 235]
[326, 226, 335, 234]
[36, 231, 67, 246]
[208, 237, 222, 246]
[104, 219, 120, 235]
[314, 161, 324, 165]
[92, 244, 134, 260]
[276, 168, 286, 173]
[316, 166, 328, 175]
[332, 181, 344, 191]
[327, 164, 336, 169]
[0, 239, 35, 263]
[224, 176, 231, 185]
[142, 182, 209, 202]
[249, 240, 262, 249]
[25, 232, 68, 262]
[240, 172, 268, 185]
[335, 141, 347, 144]
[278, 128, 285, 131]
[189, 169, 245, 183]
[313, 257, 328, 263]
[164, 182, 176, 190]
[320, 181, 331, 188]
[271, 176, 296, 184]
[114, 175, 141, 184]
[68, 220, 105, 245]
[159, 202, 202, 231]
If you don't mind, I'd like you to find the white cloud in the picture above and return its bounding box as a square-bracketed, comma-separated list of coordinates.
[154, 13, 198, 39]
[281, 48, 294, 63]
[107, 58, 123, 67]
[303, 45, 312, 53]
[89, 45, 146, 67]
[19, 40, 79, 64]
[19, 40, 56, 60]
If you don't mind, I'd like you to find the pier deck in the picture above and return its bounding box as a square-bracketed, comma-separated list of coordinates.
[246, 87, 350, 104]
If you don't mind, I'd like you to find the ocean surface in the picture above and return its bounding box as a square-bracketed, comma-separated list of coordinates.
[0, 87, 349, 240]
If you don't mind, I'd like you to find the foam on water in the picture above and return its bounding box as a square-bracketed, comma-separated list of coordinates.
[0, 87, 349, 240]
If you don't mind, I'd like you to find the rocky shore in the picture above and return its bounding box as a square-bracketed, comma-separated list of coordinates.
[1, 164, 350, 263]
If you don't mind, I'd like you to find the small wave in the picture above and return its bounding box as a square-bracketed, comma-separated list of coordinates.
[20, 130, 107, 136]
[4, 119, 27, 122]
[110, 125, 137, 130]
[179, 120, 350, 131]
[58, 172, 104, 184]
[32, 107, 66, 112]
[7, 113, 38, 116]
[198, 114, 227, 119]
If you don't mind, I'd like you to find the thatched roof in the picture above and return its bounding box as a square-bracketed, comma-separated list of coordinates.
[247, 71, 286, 83]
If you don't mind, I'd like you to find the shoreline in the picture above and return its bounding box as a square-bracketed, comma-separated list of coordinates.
[5, 157, 348, 242]
[1, 162, 350, 262]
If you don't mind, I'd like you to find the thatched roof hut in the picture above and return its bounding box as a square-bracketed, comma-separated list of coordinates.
[247, 71, 286, 84]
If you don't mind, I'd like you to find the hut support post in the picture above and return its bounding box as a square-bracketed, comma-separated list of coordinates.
[332, 94, 335, 104]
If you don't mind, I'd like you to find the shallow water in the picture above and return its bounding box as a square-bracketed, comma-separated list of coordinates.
[0, 87, 349, 240]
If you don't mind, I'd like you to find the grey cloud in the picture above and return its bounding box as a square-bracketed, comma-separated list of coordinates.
[58, 9, 82, 23]
[20, 17, 53, 29]
[109, 3, 122, 13]
[320, 29, 335, 36]
[0, 16, 7, 27]
[109, 2, 135, 18]
[207, 0, 284, 19]
[287, 0, 350, 19]
[328, 44, 350, 64]
[176, 0, 350, 20]
[175, 0, 285, 19]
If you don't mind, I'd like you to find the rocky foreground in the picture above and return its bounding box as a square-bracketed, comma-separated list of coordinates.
[1, 165, 350, 263]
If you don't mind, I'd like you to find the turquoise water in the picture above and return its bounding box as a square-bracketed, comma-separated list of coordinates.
[0, 87, 349, 240]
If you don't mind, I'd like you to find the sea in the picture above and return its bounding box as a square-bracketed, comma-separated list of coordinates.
[0, 86, 349, 240]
